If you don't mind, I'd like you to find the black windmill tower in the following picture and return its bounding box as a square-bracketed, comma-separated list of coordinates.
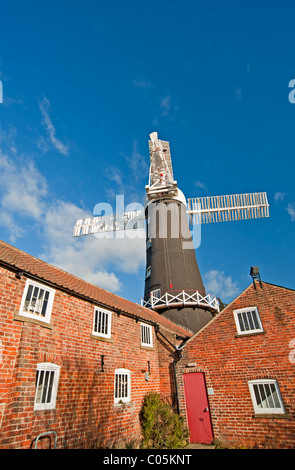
[74, 132, 269, 333]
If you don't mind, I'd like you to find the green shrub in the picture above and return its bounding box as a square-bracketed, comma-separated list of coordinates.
[140, 391, 189, 449]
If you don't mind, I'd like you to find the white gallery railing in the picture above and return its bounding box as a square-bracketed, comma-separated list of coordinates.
[140, 290, 220, 313]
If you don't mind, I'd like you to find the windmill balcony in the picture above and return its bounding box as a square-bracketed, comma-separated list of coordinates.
[140, 290, 220, 314]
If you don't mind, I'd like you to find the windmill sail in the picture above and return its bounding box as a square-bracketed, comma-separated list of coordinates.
[187, 192, 269, 225]
[73, 210, 145, 237]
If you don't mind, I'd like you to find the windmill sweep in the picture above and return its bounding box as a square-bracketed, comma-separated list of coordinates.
[73, 132, 269, 333]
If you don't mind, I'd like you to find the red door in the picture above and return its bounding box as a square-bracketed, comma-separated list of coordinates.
[183, 372, 213, 444]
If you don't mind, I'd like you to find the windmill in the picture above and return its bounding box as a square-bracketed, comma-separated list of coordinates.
[73, 132, 269, 333]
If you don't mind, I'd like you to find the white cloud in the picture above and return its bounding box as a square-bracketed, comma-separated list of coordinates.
[120, 140, 149, 183]
[132, 78, 152, 89]
[194, 180, 207, 192]
[204, 269, 240, 301]
[105, 139, 148, 204]
[0, 132, 145, 293]
[287, 203, 295, 221]
[0, 150, 48, 225]
[234, 87, 242, 101]
[38, 96, 69, 156]
[274, 191, 286, 201]
[160, 95, 172, 116]
[40, 199, 145, 291]
[158, 94, 179, 121]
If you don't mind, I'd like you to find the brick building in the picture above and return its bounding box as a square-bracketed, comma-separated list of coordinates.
[0, 240, 190, 449]
[176, 279, 295, 448]
[1, 238, 294, 449]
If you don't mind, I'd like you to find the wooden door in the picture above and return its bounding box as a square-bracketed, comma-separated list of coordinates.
[183, 372, 213, 444]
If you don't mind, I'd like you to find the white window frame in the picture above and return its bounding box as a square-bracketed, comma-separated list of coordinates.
[141, 322, 153, 348]
[92, 307, 112, 339]
[19, 279, 55, 324]
[114, 369, 131, 404]
[146, 266, 151, 278]
[34, 362, 60, 410]
[151, 288, 161, 302]
[233, 306, 263, 335]
[248, 379, 285, 414]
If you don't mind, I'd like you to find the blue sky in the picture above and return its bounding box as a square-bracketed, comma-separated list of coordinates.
[0, 0, 295, 304]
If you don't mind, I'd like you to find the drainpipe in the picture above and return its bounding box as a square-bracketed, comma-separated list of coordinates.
[173, 350, 182, 414]
[155, 327, 189, 414]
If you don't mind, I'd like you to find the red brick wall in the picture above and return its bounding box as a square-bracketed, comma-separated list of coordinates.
[176, 281, 295, 448]
[0, 266, 178, 449]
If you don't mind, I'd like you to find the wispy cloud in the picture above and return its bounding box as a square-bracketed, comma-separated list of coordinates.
[122, 140, 149, 183]
[105, 139, 148, 204]
[287, 203, 295, 221]
[0, 150, 48, 223]
[38, 96, 69, 156]
[204, 269, 240, 302]
[234, 87, 242, 101]
[194, 180, 208, 192]
[158, 94, 179, 121]
[160, 95, 172, 116]
[132, 77, 153, 89]
[274, 191, 286, 201]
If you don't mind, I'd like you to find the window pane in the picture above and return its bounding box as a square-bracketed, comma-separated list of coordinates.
[270, 383, 281, 408]
[237, 313, 245, 332]
[247, 311, 255, 330]
[42, 371, 50, 403]
[41, 291, 49, 317]
[98, 311, 102, 333]
[258, 384, 268, 408]
[253, 384, 262, 408]
[46, 371, 54, 404]
[35, 370, 44, 403]
[30, 286, 39, 312]
[36, 289, 45, 314]
[118, 375, 122, 397]
[242, 312, 250, 331]
[124, 375, 127, 398]
[252, 311, 260, 329]
[94, 310, 98, 332]
[115, 375, 118, 398]
[24, 285, 33, 311]
[264, 383, 275, 408]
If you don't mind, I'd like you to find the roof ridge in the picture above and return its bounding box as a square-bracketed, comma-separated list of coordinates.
[0, 239, 107, 292]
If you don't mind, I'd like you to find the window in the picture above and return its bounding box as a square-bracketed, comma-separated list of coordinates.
[146, 238, 152, 249]
[34, 363, 60, 410]
[114, 369, 131, 404]
[141, 322, 153, 348]
[233, 306, 263, 335]
[93, 307, 112, 339]
[19, 279, 55, 324]
[248, 379, 285, 414]
[146, 266, 151, 278]
[151, 288, 161, 302]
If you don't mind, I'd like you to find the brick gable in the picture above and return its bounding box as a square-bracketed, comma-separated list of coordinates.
[177, 280, 295, 448]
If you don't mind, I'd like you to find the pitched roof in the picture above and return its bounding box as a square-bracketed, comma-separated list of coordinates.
[0, 239, 191, 338]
